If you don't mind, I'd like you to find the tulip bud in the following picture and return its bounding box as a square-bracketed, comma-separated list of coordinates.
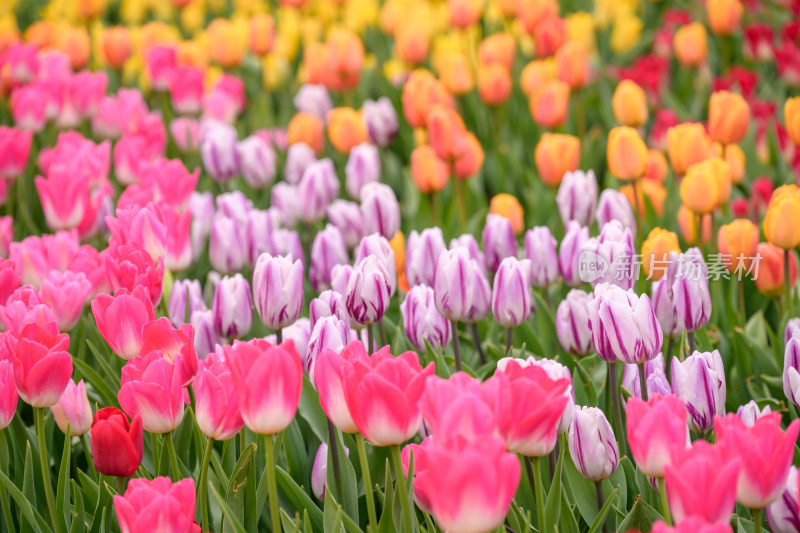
[312, 443, 329, 500]
[555, 289, 593, 356]
[706, 0, 743, 36]
[492, 257, 534, 328]
[236, 135, 276, 189]
[118, 351, 185, 434]
[0, 361, 18, 430]
[453, 132, 485, 180]
[534, 133, 581, 187]
[674, 22, 708, 67]
[191, 309, 221, 361]
[489, 194, 524, 236]
[401, 285, 451, 351]
[209, 215, 248, 274]
[90, 407, 143, 477]
[284, 143, 316, 185]
[50, 378, 93, 436]
[583, 220, 637, 290]
[556, 169, 597, 227]
[785, 97, 800, 146]
[346, 255, 392, 326]
[478, 63, 512, 106]
[672, 248, 712, 333]
[306, 316, 351, 381]
[449, 234, 487, 274]
[212, 274, 252, 339]
[345, 144, 380, 199]
[9, 324, 73, 407]
[709, 91, 750, 145]
[406, 228, 446, 288]
[622, 354, 672, 401]
[360, 183, 400, 239]
[755, 242, 798, 298]
[327, 107, 368, 154]
[555, 41, 589, 90]
[39, 270, 92, 331]
[667, 123, 713, 176]
[483, 214, 517, 273]
[288, 112, 324, 154]
[252, 253, 304, 333]
[524, 226, 559, 287]
[168, 279, 205, 327]
[309, 290, 349, 330]
[671, 350, 726, 433]
[568, 406, 619, 481]
[641, 228, 681, 281]
[607, 126, 648, 180]
[200, 121, 240, 183]
[764, 185, 800, 250]
[612, 80, 648, 127]
[362, 97, 398, 147]
[298, 159, 340, 224]
[718, 219, 759, 274]
[559, 221, 590, 287]
[326, 200, 365, 249]
[354, 233, 397, 296]
[411, 145, 450, 193]
[293, 84, 333, 122]
[434, 248, 492, 323]
[529, 80, 570, 128]
[680, 161, 720, 215]
[736, 400, 772, 427]
[309, 225, 349, 291]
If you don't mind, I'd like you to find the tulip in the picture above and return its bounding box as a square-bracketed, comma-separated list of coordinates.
[489, 194, 524, 236]
[520, 59, 557, 97]
[90, 407, 143, 477]
[401, 285, 451, 352]
[310, 225, 349, 291]
[101, 26, 131, 68]
[312, 443, 329, 501]
[345, 144, 380, 199]
[411, 145, 450, 194]
[360, 183, 400, 240]
[114, 477, 196, 533]
[48, 378, 92, 437]
[433, 248, 492, 323]
[621, 355, 672, 402]
[483, 214, 517, 273]
[665, 441, 741, 524]
[583, 220, 637, 290]
[0, 127, 33, 179]
[764, 185, 800, 250]
[784, 336, 800, 409]
[0, 360, 18, 429]
[9, 323, 73, 408]
[253, 254, 304, 334]
[354, 234, 397, 296]
[706, 0, 743, 36]
[200, 121, 240, 183]
[92, 286, 156, 360]
[559, 221, 590, 287]
[556, 169, 597, 227]
[715, 413, 800, 508]
[212, 274, 252, 339]
[118, 351, 185, 434]
[284, 143, 316, 185]
[755, 242, 798, 298]
[313, 340, 362, 435]
[627, 394, 689, 477]
[612, 80, 648, 127]
[766, 466, 800, 533]
[652, 517, 733, 533]
[237, 135, 276, 189]
[167, 279, 204, 327]
[674, 22, 708, 66]
[718, 219, 760, 274]
[671, 350, 726, 433]
[709, 91, 750, 145]
[191, 310, 220, 361]
[309, 290, 349, 332]
[680, 161, 721, 215]
[555, 289, 593, 356]
[479, 34, 515, 71]
[328, 108, 368, 154]
[327, 200, 365, 250]
[298, 159, 340, 224]
[555, 41, 588, 89]
[293, 84, 333, 122]
[737, 401, 772, 427]
[607, 126, 648, 181]
[524, 227, 560, 287]
[512, 357, 574, 433]
[346, 255, 392, 326]
[362, 97, 398, 147]
[287, 112, 325, 154]
[785, 97, 800, 146]
[568, 406, 618, 481]
[491, 257, 533, 330]
[449, 234, 487, 274]
[596, 189, 637, 235]
[138, 318, 199, 386]
[406, 228, 446, 288]
[534, 133, 580, 187]
[645, 149, 669, 183]
[667, 123, 713, 176]
[478, 64, 512, 106]
[193, 351, 244, 441]
[249, 12, 275, 55]
[417, 372, 494, 441]
[641, 228, 681, 281]
[529, 80, 570, 128]
[672, 248, 712, 334]
[38, 270, 91, 331]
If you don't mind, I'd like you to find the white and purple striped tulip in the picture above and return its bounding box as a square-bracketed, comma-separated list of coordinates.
[331, 264, 354, 297]
[252, 254, 304, 332]
[362, 96, 398, 147]
[524, 226, 560, 287]
[671, 350, 726, 433]
[555, 289, 593, 356]
[596, 189, 636, 237]
[271, 182, 301, 229]
[309, 290, 349, 330]
[200, 121, 239, 182]
[450, 234, 486, 274]
[168, 279, 205, 327]
[568, 406, 619, 482]
[216, 191, 253, 222]
[311, 442, 329, 501]
[345, 143, 381, 199]
[587, 283, 663, 364]
[406, 227, 446, 288]
[189, 191, 215, 257]
[360, 183, 400, 239]
[736, 400, 772, 427]
[354, 233, 396, 296]
[492, 257, 533, 328]
[327, 200, 365, 249]
[672, 248, 712, 333]
[766, 467, 800, 533]
[433, 247, 490, 323]
[246, 208, 280, 266]
[237, 135, 276, 189]
[556, 169, 597, 228]
[483, 213, 517, 273]
[294, 84, 332, 121]
[787, 319, 800, 345]
[309, 225, 349, 291]
[784, 336, 800, 410]
[298, 159, 340, 224]
[400, 284, 451, 352]
[284, 142, 316, 185]
[583, 220, 636, 290]
[212, 274, 252, 339]
[307, 316, 350, 383]
[266, 318, 311, 363]
[209, 214, 248, 274]
[559, 221, 590, 287]
[190, 309, 222, 361]
[346, 255, 392, 326]
[621, 353, 671, 401]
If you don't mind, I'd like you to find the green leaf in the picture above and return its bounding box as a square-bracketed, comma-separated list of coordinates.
[323, 497, 344, 533]
[56, 428, 72, 532]
[324, 490, 364, 533]
[543, 441, 565, 530]
[297, 378, 329, 443]
[84, 340, 121, 390]
[616, 497, 663, 532]
[72, 358, 118, 408]
[280, 508, 300, 532]
[326, 427, 359, 523]
[563, 454, 601, 526]
[276, 466, 324, 532]
[208, 482, 247, 533]
[0, 468, 47, 533]
[69, 479, 85, 533]
[587, 487, 618, 533]
[377, 459, 395, 533]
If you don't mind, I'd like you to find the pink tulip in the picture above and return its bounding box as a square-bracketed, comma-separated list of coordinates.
[107, 204, 168, 264]
[664, 441, 741, 524]
[118, 351, 186, 434]
[8, 323, 73, 407]
[0, 359, 19, 429]
[715, 413, 800, 508]
[0, 259, 21, 306]
[0, 217, 12, 258]
[39, 270, 92, 331]
[139, 318, 198, 385]
[145, 46, 177, 91]
[35, 167, 90, 231]
[170, 118, 201, 154]
[113, 134, 150, 185]
[114, 477, 197, 533]
[104, 243, 164, 305]
[193, 350, 244, 441]
[418, 372, 496, 441]
[3, 43, 38, 85]
[403, 435, 520, 533]
[314, 341, 364, 433]
[137, 159, 199, 211]
[10, 83, 48, 132]
[50, 378, 92, 436]
[224, 339, 303, 435]
[168, 66, 203, 115]
[626, 394, 689, 478]
[485, 360, 570, 457]
[1, 285, 59, 338]
[159, 205, 193, 272]
[92, 286, 156, 359]
[343, 345, 434, 446]
[651, 517, 733, 533]
[0, 127, 33, 179]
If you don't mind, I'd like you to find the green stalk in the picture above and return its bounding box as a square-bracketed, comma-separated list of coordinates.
[35, 408, 63, 533]
[164, 432, 181, 479]
[199, 437, 215, 532]
[0, 432, 14, 533]
[657, 477, 672, 526]
[453, 176, 467, 232]
[451, 320, 462, 371]
[786, 249, 794, 321]
[532, 456, 547, 533]
[638, 362, 648, 402]
[753, 508, 762, 533]
[356, 434, 377, 529]
[390, 445, 413, 532]
[608, 362, 627, 458]
[265, 433, 282, 533]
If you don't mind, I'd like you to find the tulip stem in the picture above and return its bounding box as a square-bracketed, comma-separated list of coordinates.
[451, 320, 462, 371]
[594, 481, 609, 533]
[786, 249, 794, 321]
[276, 328, 283, 344]
[378, 320, 388, 347]
[687, 332, 695, 354]
[530, 456, 547, 533]
[265, 433, 282, 533]
[390, 444, 413, 533]
[453, 176, 467, 232]
[470, 323, 486, 365]
[638, 362, 648, 402]
[355, 434, 378, 529]
[199, 437, 214, 532]
[164, 431, 180, 479]
[631, 178, 642, 225]
[151, 433, 162, 476]
[664, 337, 675, 380]
[35, 408, 63, 533]
[752, 508, 762, 533]
[116, 476, 125, 495]
[367, 324, 375, 354]
[505, 327, 513, 356]
[326, 420, 343, 502]
[608, 362, 628, 458]
[738, 280, 747, 326]
[657, 477, 672, 526]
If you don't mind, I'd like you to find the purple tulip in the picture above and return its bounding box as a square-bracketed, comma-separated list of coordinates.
[272, 182, 300, 228]
[310, 440, 351, 501]
[273, 318, 311, 362]
[483, 214, 517, 273]
[559, 221, 590, 287]
[671, 350, 726, 433]
[216, 191, 253, 221]
[587, 282, 663, 364]
[621, 353, 671, 401]
[212, 273, 252, 339]
[294, 84, 333, 121]
[236, 135, 276, 189]
[406, 228, 446, 288]
[433, 248, 491, 323]
[190, 309, 221, 360]
[582, 220, 636, 290]
[596, 189, 636, 236]
[272, 229, 304, 266]
[362, 96, 398, 147]
[189, 191, 215, 256]
[784, 336, 800, 410]
[330, 264, 354, 296]
[209, 214, 248, 274]
[346, 255, 392, 326]
[555, 289, 593, 356]
[354, 233, 396, 296]
[736, 400, 772, 427]
[492, 257, 533, 328]
[568, 406, 618, 482]
[252, 254, 304, 331]
[400, 285, 451, 351]
[450, 234, 486, 274]
[672, 248, 712, 333]
[310, 225, 349, 291]
[284, 142, 316, 185]
[360, 183, 399, 239]
[524, 226, 559, 287]
[327, 200, 365, 249]
[309, 290, 349, 330]
[246, 208, 280, 266]
[556, 169, 597, 227]
[298, 159, 340, 224]
[200, 121, 239, 182]
[787, 318, 800, 345]
[651, 269, 679, 337]
[168, 279, 205, 327]
[307, 316, 350, 382]
[345, 143, 381, 199]
[766, 467, 799, 533]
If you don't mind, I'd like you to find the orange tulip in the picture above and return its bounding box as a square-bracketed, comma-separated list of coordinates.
[453, 132, 485, 179]
[490, 194, 525, 235]
[533, 15, 566, 58]
[674, 22, 707, 67]
[722, 144, 746, 185]
[534, 133, 580, 187]
[708, 91, 750, 145]
[667, 123, 712, 175]
[517, 0, 558, 35]
[705, 157, 732, 205]
[785, 96, 800, 146]
[327, 28, 365, 91]
[520, 59, 555, 97]
[437, 53, 474, 96]
[621, 179, 667, 217]
[644, 149, 668, 183]
[396, 26, 430, 65]
[411, 145, 450, 193]
[677, 205, 713, 246]
[249, 14, 276, 56]
[680, 160, 720, 214]
[402, 70, 454, 128]
[763, 185, 800, 249]
[55, 26, 91, 70]
[529, 79, 570, 128]
[448, 0, 484, 28]
[607, 126, 648, 181]
[427, 105, 467, 161]
[478, 64, 512, 106]
[76, 0, 107, 19]
[612, 80, 648, 127]
[641, 228, 681, 280]
[327, 107, 368, 154]
[479, 33, 516, 70]
[706, 0, 743, 36]
[287, 112, 325, 154]
[101, 26, 131, 69]
[755, 243, 798, 298]
[25, 21, 56, 49]
[497, 0, 520, 18]
[208, 18, 245, 68]
[555, 41, 588, 89]
[390, 231, 406, 273]
[717, 219, 759, 273]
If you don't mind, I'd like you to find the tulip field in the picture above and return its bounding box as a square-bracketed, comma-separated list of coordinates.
[3, 0, 800, 532]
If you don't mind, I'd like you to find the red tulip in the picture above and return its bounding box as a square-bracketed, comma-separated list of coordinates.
[627, 394, 689, 477]
[90, 407, 143, 478]
[114, 477, 197, 533]
[91, 286, 155, 360]
[139, 317, 198, 385]
[8, 323, 72, 407]
[193, 350, 244, 441]
[118, 351, 186, 434]
[225, 339, 303, 435]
